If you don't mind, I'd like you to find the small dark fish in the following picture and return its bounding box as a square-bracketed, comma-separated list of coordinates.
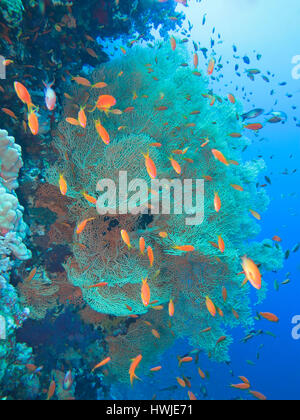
[292, 243, 300, 253]
[200, 48, 208, 59]
[285, 250, 290, 260]
[159, 385, 178, 392]
[267, 116, 282, 123]
[241, 108, 264, 121]
[265, 176, 271, 184]
[243, 56, 250, 64]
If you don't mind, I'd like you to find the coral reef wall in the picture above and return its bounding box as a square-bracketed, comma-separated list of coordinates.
[0, 129, 34, 399]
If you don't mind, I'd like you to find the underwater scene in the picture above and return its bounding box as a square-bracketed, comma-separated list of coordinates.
[0, 0, 299, 403]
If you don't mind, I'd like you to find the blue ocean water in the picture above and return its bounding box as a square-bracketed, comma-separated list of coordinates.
[121, 0, 300, 400]
[0, 0, 299, 401]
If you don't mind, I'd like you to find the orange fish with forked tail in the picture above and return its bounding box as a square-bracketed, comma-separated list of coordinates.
[28, 108, 39, 135]
[214, 192, 221, 212]
[259, 312, 279, 323]
[170, 36, 176, 51]
[172, 245, 195, 252]
[76, 218, 95, 235]
[121, 229, 132, 249]
[178, 356, 193, 367]
[207, 58, 215, 75]
[59, 174, 67, 196]
[241, 256, 262, 290]
[205, 296, 216, 317]
[168, 299, 175, 317]
[129, 354, 142, 386]
[139, 237, 145, 255]
[14, 82, 32, 108]
[212, 149, 229, 166]
[92, 357, 111, 373]
[82, 191, 97, 205]
[141, 278, 151, 307]
[95, 120, 110, 145]
[142, 151, 157, 179]
[147, 246, 154, 267]
[78, 107, 87, 128]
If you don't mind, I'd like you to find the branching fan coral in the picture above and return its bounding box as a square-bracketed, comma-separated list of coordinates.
[46, 42, 283, 376]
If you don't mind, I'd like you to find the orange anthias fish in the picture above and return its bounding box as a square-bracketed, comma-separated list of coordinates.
[92, 82, 108, 89]
[87, 282, 108, 289]
[142, 151, 157, 179]
[205, 296, 216, 317]
[95, 94, 116, 111]
[178, 356, 193, 367]
[231, 383, 250, 390]
[176, 377, 186, 388]
[95, 120, 110, 145]
[168, 299, 174, 317]
[212, 149, 229, 166]
[46, 380, 56, 400]
[66, 117, 80, 126]
[249, 390, 267, 401]
[259, 312, 279, 323]
[151, 329, 160, 339]
[14, 82, 32, 107]
[72, 76, 91, 87]
[272, 235, 282, 242]
[249, 209, 261, 220]
[59, 174, 67, 196]
[214, 192, 221, 212]
[147, 246, 154, 267]
[222, 286, 227, 302]
[28, 109, 39, 135]
[170, 36, 176, 51]
[173, 245, 195, 252]
[218, 235, 225, 253]
[207, 58, 215, 75]
[241, 256, 262, 290]
[141, 278, 150, 306]
[193, 53, 199, 68]
[92, 357, 111, 373]
[169, 157, 181, 175]
[244, 123, 263, 131]
[228, 93, 236, 104]
[1, 108, 18, 120]
[198, 368, 206, 379]
[239, 376, 250, 385]
[121, 229, 132, 249]
[76, 218, 95, 235]
[82, 191, 97, 205]
[139, 237, 145, 255]
[129, 354, 142, 386]
[159, 231, 168, 238]
[150, 366, 162, 372]
[231, 184, 244, 192]
[25, 267, 37, 283]
[78, 107, 87, 128]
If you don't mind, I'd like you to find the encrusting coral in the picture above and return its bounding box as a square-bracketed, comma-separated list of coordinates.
[0, 130, 31, 261]
[0, 129, 34, 398]
[46, 42, 283, 376]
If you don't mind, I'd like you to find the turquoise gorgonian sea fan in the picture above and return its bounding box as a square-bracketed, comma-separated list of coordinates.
[47, 42, 283, 362]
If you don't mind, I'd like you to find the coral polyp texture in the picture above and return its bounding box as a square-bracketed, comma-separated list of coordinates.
[46, 43, 283, 370]
[0, 129, 34, 398]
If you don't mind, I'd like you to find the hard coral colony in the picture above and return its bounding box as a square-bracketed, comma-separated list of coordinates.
[0, 0, 286, 402]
